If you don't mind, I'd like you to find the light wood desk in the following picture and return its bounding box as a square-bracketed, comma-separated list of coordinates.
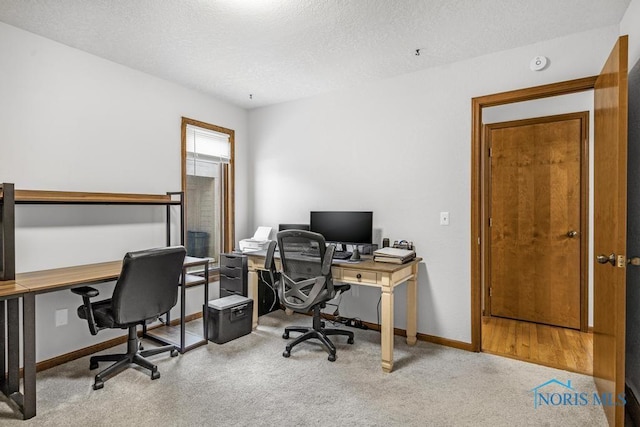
[3, 256, 208, 420]
[245, 252, 422, 373]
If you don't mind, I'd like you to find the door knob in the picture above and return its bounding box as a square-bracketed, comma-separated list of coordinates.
[629, 257, 640, 266]
[567, 230, 579, 238]
[596, 253, 616, 266]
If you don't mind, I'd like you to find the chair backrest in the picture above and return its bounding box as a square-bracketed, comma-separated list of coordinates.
[111, 246, 186, 325]
[276, 230, 335, 312]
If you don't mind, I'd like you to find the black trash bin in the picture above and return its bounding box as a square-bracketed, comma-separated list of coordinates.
[187, 231, 209, 258]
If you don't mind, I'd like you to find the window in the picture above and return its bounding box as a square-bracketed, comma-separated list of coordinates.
[181, 117, 235, 268]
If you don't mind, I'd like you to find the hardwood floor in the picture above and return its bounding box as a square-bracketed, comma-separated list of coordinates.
[481, 316, 593, 375]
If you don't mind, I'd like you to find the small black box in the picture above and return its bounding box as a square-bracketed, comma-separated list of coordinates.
[206, 295, 253, 344]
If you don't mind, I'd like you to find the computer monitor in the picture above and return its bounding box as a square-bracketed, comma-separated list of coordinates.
[278, 223, 310, 231]
[309, 211, 373, 245]
[277, 224, 311, 249]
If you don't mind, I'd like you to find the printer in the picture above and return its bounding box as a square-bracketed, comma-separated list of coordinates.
[238, 226, 272, 252]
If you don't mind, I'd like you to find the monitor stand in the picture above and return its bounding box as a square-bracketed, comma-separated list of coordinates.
[350, 246, 361, 261]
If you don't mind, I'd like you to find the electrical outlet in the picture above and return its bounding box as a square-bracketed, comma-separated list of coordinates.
[440, 211, 450, 226]
[55, 309, 68, 327]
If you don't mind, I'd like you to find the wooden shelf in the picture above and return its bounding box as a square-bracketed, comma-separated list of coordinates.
[145, 324, 207, 353]
[184, 273, 207, 288]
[1, 188, 180, 205]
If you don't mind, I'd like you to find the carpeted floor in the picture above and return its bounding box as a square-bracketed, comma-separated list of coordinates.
[0, 310, 608, 426]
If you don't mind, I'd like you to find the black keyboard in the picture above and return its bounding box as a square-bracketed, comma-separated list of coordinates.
[332, 251, 352, 260]
[300, 249, 352, 260]
[300, 249, 320, 257]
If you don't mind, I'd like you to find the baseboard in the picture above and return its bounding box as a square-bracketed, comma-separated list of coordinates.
[626, 383, 640, 426]
[319, 312, 474, 352]
[417, 332, 474, 351]
[35, 312, 203, 373]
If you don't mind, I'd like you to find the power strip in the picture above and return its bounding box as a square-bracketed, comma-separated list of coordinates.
[344, 318, 368, 330]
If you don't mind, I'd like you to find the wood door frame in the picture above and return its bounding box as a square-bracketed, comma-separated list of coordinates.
[181, 117, 236, 255]
[482, 111, 590, 330]
[471, 76, 598, 351]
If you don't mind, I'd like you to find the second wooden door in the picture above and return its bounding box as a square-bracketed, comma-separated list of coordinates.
[488, 112, 587, 330]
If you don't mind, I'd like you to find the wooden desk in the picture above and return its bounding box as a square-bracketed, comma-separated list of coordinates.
[0, 281, 33, 419]
[246, 253, 422, 373]
[5, 256, 208, 420]
[16, 261, 122, 292]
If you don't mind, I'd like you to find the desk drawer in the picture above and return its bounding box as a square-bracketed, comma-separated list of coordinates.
[220, 265, 243, 279]
[220, 253, 245, 268]
[341, 269, 379, 285]
[220, 273, 247, 296]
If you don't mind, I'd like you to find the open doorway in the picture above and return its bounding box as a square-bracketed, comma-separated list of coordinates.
[473, 83, 596, 375]
[472, 37, 629, 426]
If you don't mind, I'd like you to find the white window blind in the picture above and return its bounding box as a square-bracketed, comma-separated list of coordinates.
[186, 124, 231, 163]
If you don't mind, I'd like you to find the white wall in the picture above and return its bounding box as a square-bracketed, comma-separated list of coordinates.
[621, 0, 640, 67]
[249, 25, 620, 343]
[0, 22, 249, 362]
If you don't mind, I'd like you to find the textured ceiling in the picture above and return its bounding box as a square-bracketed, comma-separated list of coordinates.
[0, 0, 631, 109]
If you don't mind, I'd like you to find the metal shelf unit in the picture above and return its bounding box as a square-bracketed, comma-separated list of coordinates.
[0, 182, 184, 281]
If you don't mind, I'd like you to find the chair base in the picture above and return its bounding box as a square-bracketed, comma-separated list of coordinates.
[90, 326, 178, 390]
[282, 306, 354, 361]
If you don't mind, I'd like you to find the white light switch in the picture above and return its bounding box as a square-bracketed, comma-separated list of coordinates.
[55, 309, 68, 327]
[440, 211, 450, 226]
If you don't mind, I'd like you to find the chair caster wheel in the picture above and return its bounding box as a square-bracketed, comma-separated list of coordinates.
[151, 369, 160, 380]
[89, 361, 99, 370]
[348, 338, 354, 344]
[171, 349, 179, 357]
[283, 350, 290, 358]
[93, 379, 104, 390]
[328, 353, 336, 362]
[282, 332, 289, 339]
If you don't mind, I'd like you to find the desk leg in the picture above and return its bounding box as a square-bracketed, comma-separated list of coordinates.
[380, 285, 394, 373]
[406, 265, 419, 346]
[0, 301, 5, 396]
[22, 293, 36, 419]
[248, 270, 258, 329]
[6, 298, 20, 396]
[179, 275, 186, 353]
[203, 267, 209, 341]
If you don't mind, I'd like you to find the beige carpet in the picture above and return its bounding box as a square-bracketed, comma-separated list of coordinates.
[0, 310, 607, 426]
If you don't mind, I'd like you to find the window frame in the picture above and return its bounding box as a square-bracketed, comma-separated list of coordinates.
[181, 117, 235, 258]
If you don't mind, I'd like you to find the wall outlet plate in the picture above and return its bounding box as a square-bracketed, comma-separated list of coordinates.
[440, 211, 450, 226]
[55, 308, 68, 327]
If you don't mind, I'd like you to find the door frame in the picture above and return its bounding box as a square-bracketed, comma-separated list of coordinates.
[482, 112, 590, 330]
[471, 76, 598, 351]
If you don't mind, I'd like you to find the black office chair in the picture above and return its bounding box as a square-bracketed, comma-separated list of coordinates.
[269, 230, 354, 361]
[72, 246, 186, 390]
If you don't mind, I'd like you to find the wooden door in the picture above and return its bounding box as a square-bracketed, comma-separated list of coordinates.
[593, 35, 628, 427]
[488, 112, 587, 329]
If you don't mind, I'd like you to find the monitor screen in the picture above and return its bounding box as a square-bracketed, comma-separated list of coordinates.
[278, 223, 310, 231]
[309, 211, 373, 245]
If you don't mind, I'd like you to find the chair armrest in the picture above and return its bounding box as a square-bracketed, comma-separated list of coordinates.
[71, 286, 101, 335]
[71, 286, 100, 298]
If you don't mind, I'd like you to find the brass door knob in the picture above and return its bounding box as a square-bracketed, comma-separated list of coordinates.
[596, 253, 616, 266]
[567, 230, 579, 238]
